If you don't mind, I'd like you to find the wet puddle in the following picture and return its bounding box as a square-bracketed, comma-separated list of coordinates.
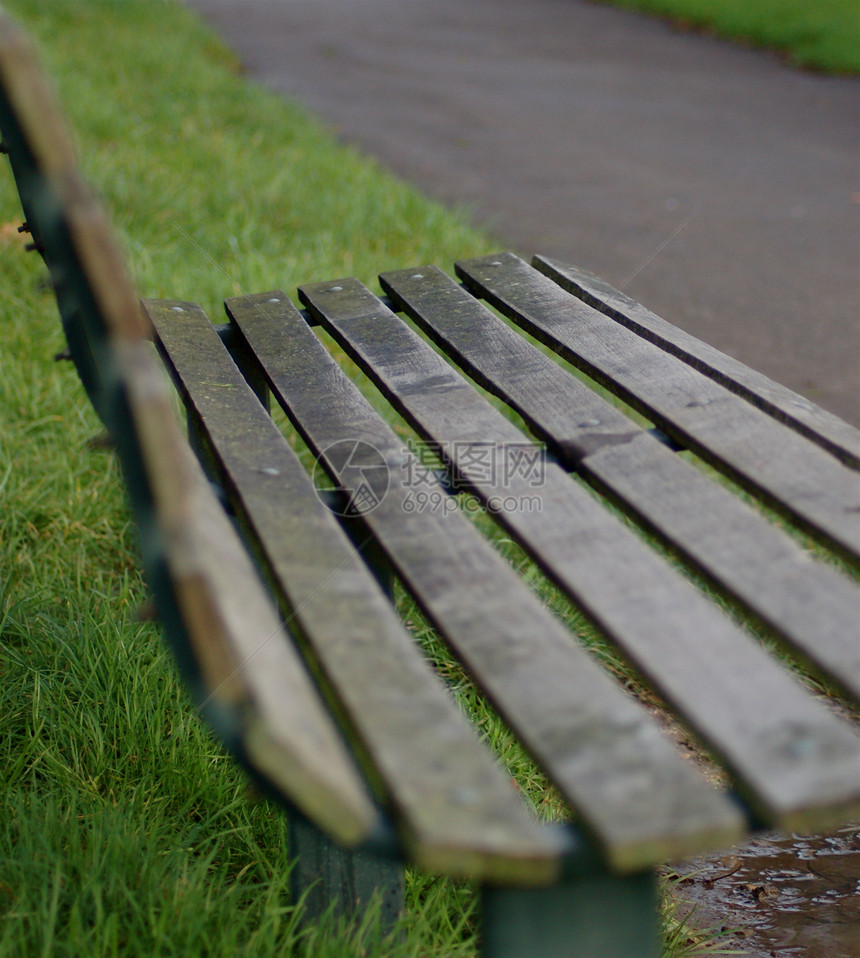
[668, 825, 860, 957]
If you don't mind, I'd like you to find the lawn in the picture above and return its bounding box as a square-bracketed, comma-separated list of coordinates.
[601, 0, 860, 73]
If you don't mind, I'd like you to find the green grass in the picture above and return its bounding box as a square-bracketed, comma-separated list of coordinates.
[600, 0, 860, 73]
[0, 1, 765, 955]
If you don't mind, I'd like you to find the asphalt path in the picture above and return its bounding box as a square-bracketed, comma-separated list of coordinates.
[187, 0, 859, 425]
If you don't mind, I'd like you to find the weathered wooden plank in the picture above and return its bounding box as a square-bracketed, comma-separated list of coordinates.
[229, 289, 746, 872]
[0, 14, 78, 183]
[297, 277, 860, 834]
[534, 254, 860, 470]
[144, 297, 559, 884]
[381, 266, 860, 702]
[456, 253, 860, 563]
[116, 338, 380, 847]
[0, 17, 149, 414]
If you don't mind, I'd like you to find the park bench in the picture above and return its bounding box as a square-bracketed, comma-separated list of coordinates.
[2, 12, 859, 956]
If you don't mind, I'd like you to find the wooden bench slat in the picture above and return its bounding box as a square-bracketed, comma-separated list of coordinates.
[380, 266, 860, 701]
[534, 255, 860, 470]
[227, 291, 745, 872]
[116, 339, 381, 849]
[144, 298, 560, 884]
[455, 254, 860, 563]
[296, 277, 860, 834]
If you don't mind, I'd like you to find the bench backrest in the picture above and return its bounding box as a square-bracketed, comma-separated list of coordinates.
[0, 12, 383, 849]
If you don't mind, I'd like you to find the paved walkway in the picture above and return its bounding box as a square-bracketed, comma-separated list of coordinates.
[188, 0, 859, 424]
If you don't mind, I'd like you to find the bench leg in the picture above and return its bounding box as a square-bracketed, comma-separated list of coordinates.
[288, 810, 404, 933]
[481, 869, 660, 958]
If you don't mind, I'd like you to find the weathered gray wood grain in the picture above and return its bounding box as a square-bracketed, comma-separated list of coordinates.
[456, 253, 860, 563]
[381, 265, 860, 701]
[534, 255, 860, 470]
[299, 276, 860, 834]
[231, 289, 745, 872]
[116, 330, 380, 849]
[146, 297, 559, 884]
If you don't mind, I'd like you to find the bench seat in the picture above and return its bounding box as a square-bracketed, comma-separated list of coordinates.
[143, 253, 860, 852]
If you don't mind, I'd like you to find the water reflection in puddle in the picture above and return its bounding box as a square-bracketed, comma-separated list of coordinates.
[668, 825, 860, 957]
